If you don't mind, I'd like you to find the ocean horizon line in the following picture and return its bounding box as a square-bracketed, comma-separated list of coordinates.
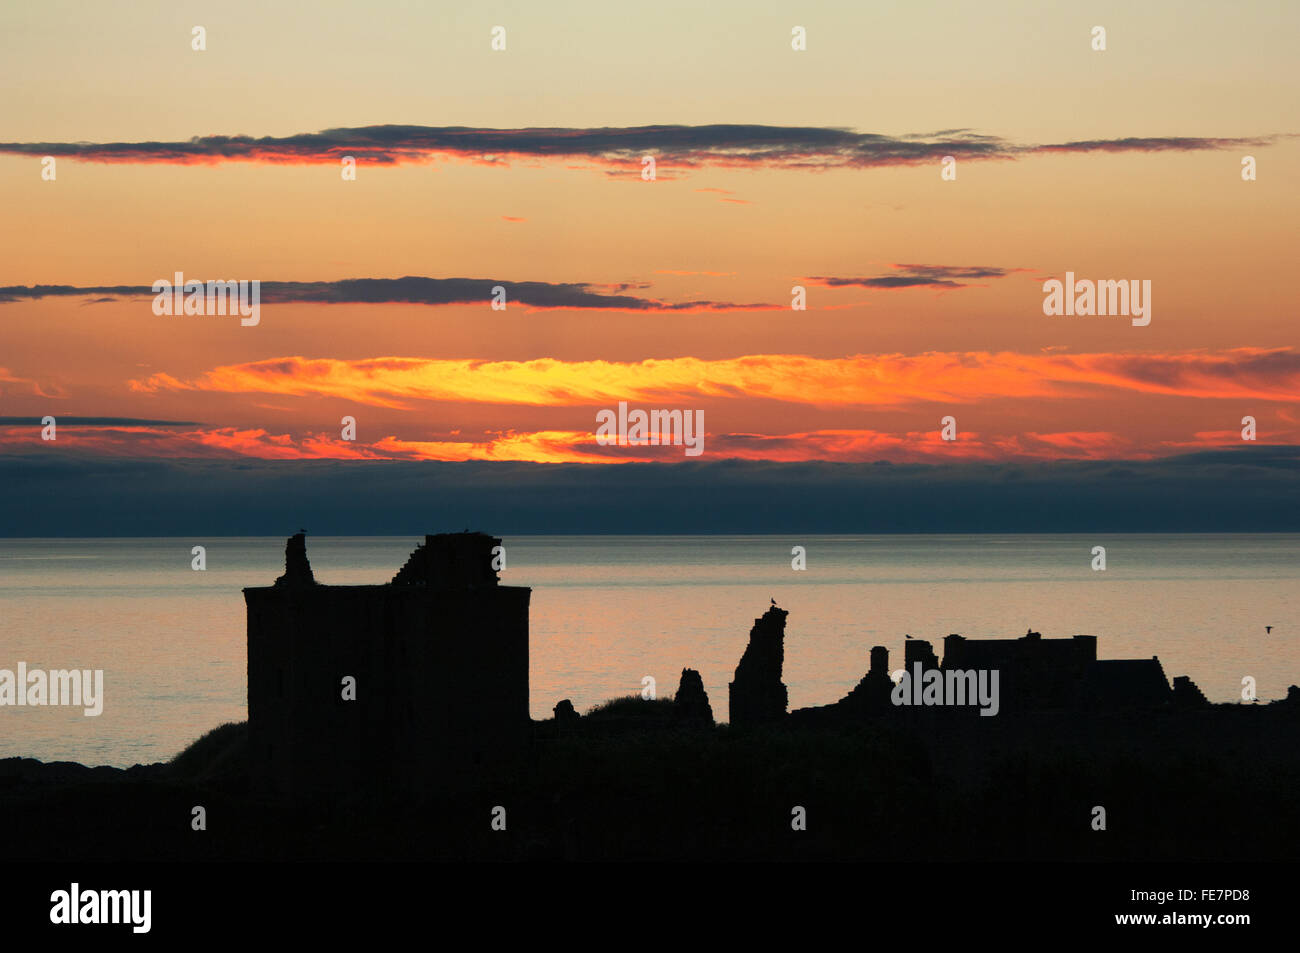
[5, 530, 1300, 540]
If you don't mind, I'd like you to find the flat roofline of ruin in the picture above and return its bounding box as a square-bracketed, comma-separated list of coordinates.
[243, 583, 532, 593]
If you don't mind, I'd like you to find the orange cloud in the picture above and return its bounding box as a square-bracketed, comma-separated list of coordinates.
[0, 425, 385, 459]
[989, 431, 1137, 459]
[0, 367, 67, 399]
[128, 348, 1300, 411]
[4, 423, 1285, 465]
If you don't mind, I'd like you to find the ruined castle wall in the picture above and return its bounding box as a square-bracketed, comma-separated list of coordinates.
[246, 583, 530, 796]
[940, 634, 1099, 710]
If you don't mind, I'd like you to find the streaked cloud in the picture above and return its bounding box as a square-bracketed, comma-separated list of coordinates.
[3, 419, 1294, 465]
[805, 264, 1028, 290]
[0, 277, 777, 313]
[0, 368, 67, 399]
[127, 347, 1300, 411]
[0, 416, 199, 427]
[0, 125, 1280, 172]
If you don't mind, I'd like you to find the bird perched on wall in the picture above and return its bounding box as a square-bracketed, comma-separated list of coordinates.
[905, 633, 912, 639]
[770, 597, 777, 606]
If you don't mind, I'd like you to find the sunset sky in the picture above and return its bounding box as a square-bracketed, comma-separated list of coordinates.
[2, 0, 1297, 469]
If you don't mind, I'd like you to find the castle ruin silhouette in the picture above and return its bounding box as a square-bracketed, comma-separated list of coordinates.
[244, 532, 530, 795]
[732, 608, 1210, 727]
[245, 533, 1219, 793]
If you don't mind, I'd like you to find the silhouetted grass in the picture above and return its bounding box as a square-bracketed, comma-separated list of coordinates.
[167, 721, 247, 782]
[6, 704, 1299, 861]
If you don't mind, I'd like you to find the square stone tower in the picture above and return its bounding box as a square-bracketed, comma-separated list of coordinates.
[244, 532, 530, 796]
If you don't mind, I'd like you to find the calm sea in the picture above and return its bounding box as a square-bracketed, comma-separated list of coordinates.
[0, 534, 1296, 767]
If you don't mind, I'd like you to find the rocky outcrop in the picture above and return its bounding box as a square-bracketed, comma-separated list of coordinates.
[274, 532, 316, 586]
[728, 604, 789, 727]
[674, 668, 714, 726]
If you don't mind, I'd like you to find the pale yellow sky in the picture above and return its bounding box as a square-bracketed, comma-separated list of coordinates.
[2, 0, 1297, 139]
[0, 0, 1296, 463]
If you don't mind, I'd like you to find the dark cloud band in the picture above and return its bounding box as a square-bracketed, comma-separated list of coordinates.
[0, 125, 1279, 169]
[0, 277, 773, 312]
[0, 417, 200, 427]
[805, 264, 1026, 290]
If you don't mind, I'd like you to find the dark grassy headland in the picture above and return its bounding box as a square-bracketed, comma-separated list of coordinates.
[4, 696, 1298, 862]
